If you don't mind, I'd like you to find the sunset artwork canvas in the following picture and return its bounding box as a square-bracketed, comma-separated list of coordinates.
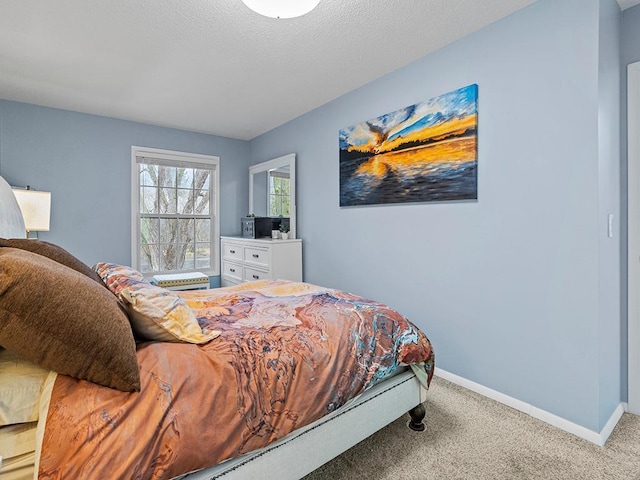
[339, 84, 478, 206]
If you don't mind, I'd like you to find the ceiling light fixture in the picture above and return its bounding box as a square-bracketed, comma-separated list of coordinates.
[242, 0, 320, 19]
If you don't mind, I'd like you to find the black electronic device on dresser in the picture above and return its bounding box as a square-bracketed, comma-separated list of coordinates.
[241, 217, 290, 238]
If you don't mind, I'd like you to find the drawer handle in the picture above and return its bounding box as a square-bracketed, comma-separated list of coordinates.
[230, 268, 235, 273]
[252, 275, 259, 279]
[230, 250, 236, 254]
[252, 254, 259, 258]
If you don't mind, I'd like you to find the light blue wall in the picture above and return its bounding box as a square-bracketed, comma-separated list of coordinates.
[250, 0, 619, 431]
[621, 2, 640, 402]
[0, 100, 249, 285]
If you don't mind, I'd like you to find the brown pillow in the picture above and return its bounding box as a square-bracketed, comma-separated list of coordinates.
[0, 238, 104, 286]
[0, 247, 140, 392]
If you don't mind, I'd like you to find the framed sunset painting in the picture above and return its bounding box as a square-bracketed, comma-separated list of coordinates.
[339, 84, 478, 206]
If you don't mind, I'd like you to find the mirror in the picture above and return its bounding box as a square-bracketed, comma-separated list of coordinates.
[249, 153, 296, 239]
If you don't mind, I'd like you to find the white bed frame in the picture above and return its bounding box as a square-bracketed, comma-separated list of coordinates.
[0, 175, 428, 480]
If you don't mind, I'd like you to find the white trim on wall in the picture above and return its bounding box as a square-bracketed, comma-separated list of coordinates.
[628, 62, 640, 416]
[435, 369, 624, 447]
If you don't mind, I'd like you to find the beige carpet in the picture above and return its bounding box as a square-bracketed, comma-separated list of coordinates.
[302, 376, 640, 480]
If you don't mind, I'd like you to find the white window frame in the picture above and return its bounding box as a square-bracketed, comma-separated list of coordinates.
[131, 146, 220, 278]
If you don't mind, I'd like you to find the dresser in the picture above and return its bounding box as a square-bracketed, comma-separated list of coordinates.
[220, 236, 302, 287]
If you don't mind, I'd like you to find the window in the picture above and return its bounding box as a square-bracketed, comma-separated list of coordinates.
[268, 170, 291, 217]
[131, 147, 220, 277]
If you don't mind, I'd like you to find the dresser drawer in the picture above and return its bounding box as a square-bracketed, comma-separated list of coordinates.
[221, 277, 241, 288]
[222, 261, 243, 283]
[244, 266, 270, 282]
[222, 242, 243, 262]
[244, 247, 269, 268]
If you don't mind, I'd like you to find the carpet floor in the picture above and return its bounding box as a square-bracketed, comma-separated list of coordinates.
[302, 376, 640, 480]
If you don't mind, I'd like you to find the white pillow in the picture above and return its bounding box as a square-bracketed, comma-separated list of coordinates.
[0, 349, 49, 426]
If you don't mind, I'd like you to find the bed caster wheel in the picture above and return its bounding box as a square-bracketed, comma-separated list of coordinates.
[408, 404, 426, 432]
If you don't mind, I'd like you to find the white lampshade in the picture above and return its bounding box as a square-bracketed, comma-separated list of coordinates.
[242, 0, 320, 18]
[12, 189, 51, 233]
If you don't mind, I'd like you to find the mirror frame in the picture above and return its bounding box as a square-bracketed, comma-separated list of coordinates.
[249, 153, 296, 239]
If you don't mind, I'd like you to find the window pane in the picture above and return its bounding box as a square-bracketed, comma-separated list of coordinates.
[159, 187, 177, 214]
[141, 187, 158, 214]
[139, 164, 158, 187]
[282, 195, 290, 216]
[161, 243, 194, 271]
[195, 169, 210, 189]
[158, 166, 176, 188]
[269, 194, 277, 216]
[139, 246, 153, 272]
[177, 188, 194, 215]
[196, 243, 210, 269]
[140, 243, 161, 272]
[160, 218, 178, 244]
[183, 242, 195, 270]
[161, 244, 175, 271]
[140, 218, 159, 245]
[195, 189, 210, 215]
[196, 219, 210, 242]
[177, 168, 193, 189]
[174, 243, 192, 270]
[179, 219, 194, 243]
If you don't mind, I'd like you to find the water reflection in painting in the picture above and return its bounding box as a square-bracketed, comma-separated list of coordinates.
[339, 84, 478, 206]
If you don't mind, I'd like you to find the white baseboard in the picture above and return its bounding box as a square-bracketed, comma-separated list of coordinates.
[434, 368, 624, 446]
[597, 403, 625, 445]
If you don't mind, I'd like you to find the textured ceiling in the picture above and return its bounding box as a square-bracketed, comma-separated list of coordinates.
[0, 0, 634, 141]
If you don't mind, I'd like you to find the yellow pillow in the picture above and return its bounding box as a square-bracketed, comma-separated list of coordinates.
[94, 262, 220, 344]
[120, 281, 220, 344]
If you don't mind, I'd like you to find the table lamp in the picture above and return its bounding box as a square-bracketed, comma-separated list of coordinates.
[12, 186, 51, 238]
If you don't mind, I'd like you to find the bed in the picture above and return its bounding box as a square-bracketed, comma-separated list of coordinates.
[0, 175, 434, 480]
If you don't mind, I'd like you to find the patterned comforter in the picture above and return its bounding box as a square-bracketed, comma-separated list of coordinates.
[38, 280, 434, 479]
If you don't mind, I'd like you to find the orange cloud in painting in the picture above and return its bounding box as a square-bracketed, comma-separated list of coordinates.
[348, 113, 477, 156]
